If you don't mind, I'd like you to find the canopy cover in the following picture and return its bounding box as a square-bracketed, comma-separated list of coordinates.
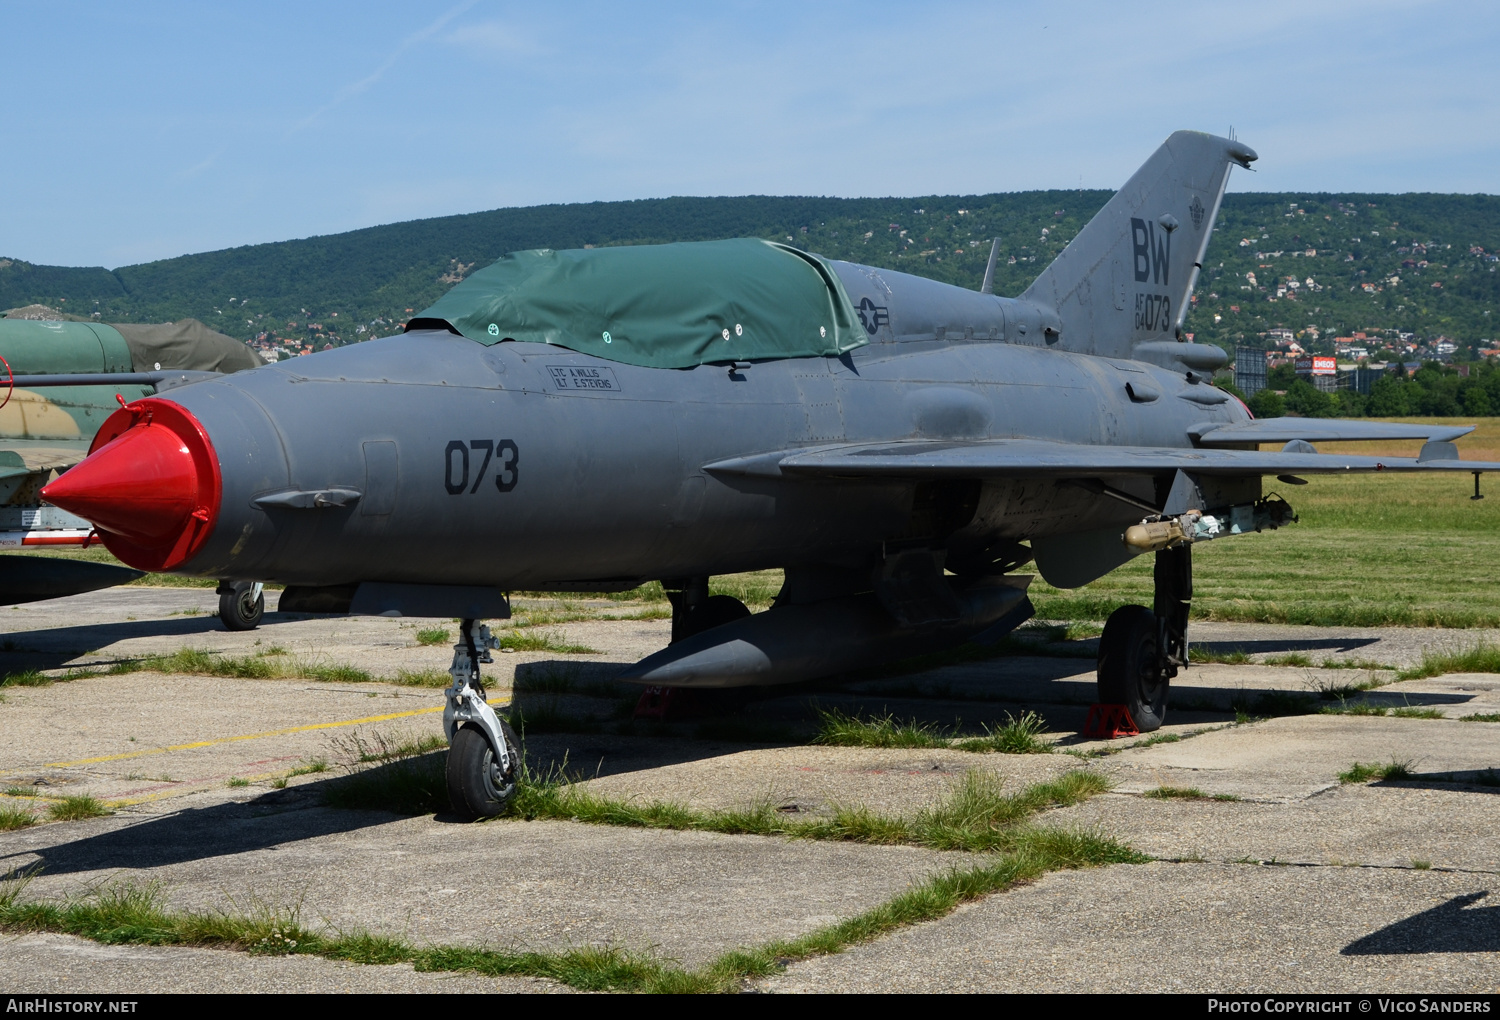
[413, 238, 869, 369]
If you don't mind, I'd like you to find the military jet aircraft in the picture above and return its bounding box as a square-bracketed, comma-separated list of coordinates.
[39, 130, 1500, 818]
[0, 315, 266, 623]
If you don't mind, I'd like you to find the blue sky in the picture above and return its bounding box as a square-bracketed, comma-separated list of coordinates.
[3, 0, 1496, 268]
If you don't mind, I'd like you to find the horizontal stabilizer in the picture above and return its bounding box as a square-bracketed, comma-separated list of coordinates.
[1192, 419, 1474, 446]
[706, 438, 1500, 480]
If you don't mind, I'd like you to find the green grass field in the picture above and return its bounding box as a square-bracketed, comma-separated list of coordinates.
[7, 418, 1497, 629]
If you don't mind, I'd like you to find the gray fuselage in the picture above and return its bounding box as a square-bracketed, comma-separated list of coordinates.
[158, 259, 1249, 590]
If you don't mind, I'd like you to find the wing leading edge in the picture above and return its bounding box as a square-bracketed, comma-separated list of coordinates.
[705, 437, 1500, 480]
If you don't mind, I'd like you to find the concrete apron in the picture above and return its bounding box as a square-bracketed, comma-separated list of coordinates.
[1, 589, 1498, 992]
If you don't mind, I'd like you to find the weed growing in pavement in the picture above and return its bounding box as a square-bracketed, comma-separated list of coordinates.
[1188, 647, 1252, 665]
[1319, 659, 1396, 672]
[511, 702, 604, 737]
[415, 628, 451, 647]
[131, 648, 372, 683]
[1460, 713, 1500, 723]
[952, 712, 1052, 754]
[1306, 673, 1387, 700]
[1339, 759, 1417, 784]
[508, 765, 1112, 854]
[0, 805, 37, 831]
[512, 665, 583, 695]
[0, 814, 1142, 994]
[320, 731, 451, 815]
[497, 630, 598, 655]
[0, 670, 53, 688]
[227, 778, 250, 788]
[288, 758, 329, 778]
[45, 796, 111, 821]
[1397, 643, 1500, 681]
[1142, 787, 1242, 802]
[811, 707, 1054, 754]
[1411, 860, 1433, 870]
[391, 669, 452, 687]
[811, 708, 950, 750]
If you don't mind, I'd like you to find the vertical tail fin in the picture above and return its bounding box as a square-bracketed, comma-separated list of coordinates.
[1020, 131, 1255, 359]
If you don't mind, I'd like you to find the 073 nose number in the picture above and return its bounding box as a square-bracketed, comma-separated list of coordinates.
[444, 439, 519, 494]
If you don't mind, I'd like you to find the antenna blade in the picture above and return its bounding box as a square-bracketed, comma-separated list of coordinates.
[980, 238, 1000, 295]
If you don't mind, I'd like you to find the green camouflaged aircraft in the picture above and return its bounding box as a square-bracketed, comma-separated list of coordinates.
[0, 313, 262, 615]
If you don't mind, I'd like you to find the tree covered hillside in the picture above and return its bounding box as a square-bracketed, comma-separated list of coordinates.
[2, 190, 1496, 355]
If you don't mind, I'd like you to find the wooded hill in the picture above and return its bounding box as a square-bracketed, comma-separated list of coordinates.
[3, 191, 1497, 355]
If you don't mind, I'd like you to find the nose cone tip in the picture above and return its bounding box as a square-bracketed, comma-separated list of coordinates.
[43, 398, 222, 572]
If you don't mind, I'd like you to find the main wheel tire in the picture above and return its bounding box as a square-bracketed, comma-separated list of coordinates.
[446, 721, 520, 819]
[219, 582, 264, 631]
[1097, 604, 1169, 732]
[679, 594, 751, 641]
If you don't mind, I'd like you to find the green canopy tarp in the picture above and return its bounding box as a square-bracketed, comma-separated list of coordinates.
[411, 238, 868, 369]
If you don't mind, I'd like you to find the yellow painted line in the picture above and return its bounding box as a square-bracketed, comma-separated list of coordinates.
[36, 699, 508, 770]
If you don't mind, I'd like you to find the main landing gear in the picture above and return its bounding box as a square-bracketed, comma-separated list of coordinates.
[1096, 544, 1191, 732]
[663, 576, 750, 644]
[217, 581, 264, 631]
[444, 618, 520, 818]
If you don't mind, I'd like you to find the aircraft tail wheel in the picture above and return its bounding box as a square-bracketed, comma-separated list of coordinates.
[219, 581, 264, 631]
[446, 720, 519, 819]
[1097, 604, 1168, 732]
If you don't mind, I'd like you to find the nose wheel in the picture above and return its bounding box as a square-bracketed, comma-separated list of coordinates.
[218, 581, 264, 631]
[442, 618, 519, 818]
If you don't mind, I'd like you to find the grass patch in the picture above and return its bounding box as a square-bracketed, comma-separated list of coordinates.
[129, 648, 372, 683]
[392, 668, 452, 688]
[511, 702, 605, 736]
[415, 628, 451, 647]
[512, 666, 582, 695]
[1396, 643, 1500, 681]
[0, 815, 1143, 993]
[319, 731, 452, 815]
[810, 708, 949, 750]
[952, 712, 1052, 754]
[1142, 786, 1242, 802]
[1189, 647, 1251, 665]
[0, 805, 37, 831]
[509, 766, 1111, 855]
[288, 758, 330, 778]
[811, 707, 1053, 754]
[497, 630, 598, 655]
[227, 778, 250, 788]
[1026, 464, 1500, 628]
[0, 670, 53, 688]
[1339, 759, 1416, 784]
[1231, 690, 1317, 719]
[1459, 712, 1500, 722]
[45, 796, 111, 821]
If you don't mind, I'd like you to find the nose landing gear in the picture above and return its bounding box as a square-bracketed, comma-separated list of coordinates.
[217, 580, 264, 631]
[443, 618, 519, 818]
[1096, 545, 1191, 732]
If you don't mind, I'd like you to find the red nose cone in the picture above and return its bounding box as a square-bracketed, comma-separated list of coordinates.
[41, 398, 222, 572]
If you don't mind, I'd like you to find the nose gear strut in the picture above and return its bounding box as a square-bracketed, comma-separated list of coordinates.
[443, 618, 518, 817]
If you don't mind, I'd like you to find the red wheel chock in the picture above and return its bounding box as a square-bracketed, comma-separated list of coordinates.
[1082, 703, 1139, 739]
